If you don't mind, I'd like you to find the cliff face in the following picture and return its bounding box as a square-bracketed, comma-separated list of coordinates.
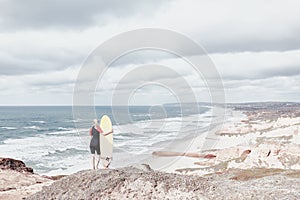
[28, 166, 300, 200]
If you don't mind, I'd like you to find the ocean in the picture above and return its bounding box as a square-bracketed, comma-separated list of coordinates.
[0, 105, 212, 175]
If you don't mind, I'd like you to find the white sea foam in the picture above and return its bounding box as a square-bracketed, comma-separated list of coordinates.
[112, 113, 211, 155]
[57, 127, 72, 131]
[47, 130, 77, 135]
[0, 126, 17, 130]
[31, 120, 46, 124]
[45, 156, 91, 176]
[24, 126, 41, 130]
[0, 133, 91, 174]
[67, 119, 85, 123]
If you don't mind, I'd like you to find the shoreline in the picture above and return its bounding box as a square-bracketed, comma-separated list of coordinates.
[0, 106, 213, 176]
[143, 108, 244, 173]
[147, 104, 300, 175]
[1, 103, 300, 199]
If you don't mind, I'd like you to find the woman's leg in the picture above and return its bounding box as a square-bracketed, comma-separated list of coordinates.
[96, 154, 101, 169]
[92, 154, 95, 170]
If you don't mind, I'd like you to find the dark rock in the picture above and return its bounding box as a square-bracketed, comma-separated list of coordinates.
[0, 158, 33, 173]
[242, 150, 251, 155]
[204, 154, 217, 159]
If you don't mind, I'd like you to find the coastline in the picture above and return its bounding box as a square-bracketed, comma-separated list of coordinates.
[1, 103, 300, 199]
[144, 108, 244, 173]
[148, 104, 300, 176]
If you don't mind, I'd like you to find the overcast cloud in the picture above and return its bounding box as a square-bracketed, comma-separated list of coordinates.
[0, 0, 299, 105]
[0, 0, 167, 30]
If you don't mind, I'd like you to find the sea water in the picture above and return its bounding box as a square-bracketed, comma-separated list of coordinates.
[0, 105, 213, 175]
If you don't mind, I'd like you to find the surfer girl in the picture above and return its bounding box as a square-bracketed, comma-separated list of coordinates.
[89, 119, 103, 170]
[89, 119, 113, 169]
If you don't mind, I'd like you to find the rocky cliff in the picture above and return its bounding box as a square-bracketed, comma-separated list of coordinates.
[0, 158, 54, 200]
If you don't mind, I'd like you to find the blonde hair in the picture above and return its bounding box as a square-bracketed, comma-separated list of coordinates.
[93, 119, 99, 125]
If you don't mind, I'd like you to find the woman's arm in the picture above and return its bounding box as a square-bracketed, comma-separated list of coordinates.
[94, 125, 112, 136]
[103, 130, 113, 136]
[95, 125, 103, 133]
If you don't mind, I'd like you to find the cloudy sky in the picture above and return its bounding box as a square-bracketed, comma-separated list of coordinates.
[0, 0, 300, 105]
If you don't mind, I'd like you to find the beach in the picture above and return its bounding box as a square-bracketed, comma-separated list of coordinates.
[2, 0, 300, 199]
[1, 102, 300, 199]
[149, 103, 300, 175]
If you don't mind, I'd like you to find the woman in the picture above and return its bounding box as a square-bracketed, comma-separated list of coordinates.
[89, 119, 103, 170]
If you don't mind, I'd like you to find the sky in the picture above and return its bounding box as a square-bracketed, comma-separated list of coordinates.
[0, 0, 300, 105]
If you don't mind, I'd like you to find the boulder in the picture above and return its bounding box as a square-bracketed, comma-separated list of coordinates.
[0, 158, 33, 173]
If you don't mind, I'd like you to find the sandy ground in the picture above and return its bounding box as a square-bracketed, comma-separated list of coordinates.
[0, 170, 53, 200]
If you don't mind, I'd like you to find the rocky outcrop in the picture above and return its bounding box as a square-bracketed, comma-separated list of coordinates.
[27, 167, 209, 200]
[27, 167, 300, 200]
[0, 158, 53, 200]
[0, 158, 33, 173]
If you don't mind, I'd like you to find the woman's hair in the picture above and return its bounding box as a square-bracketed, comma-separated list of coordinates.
[93, 119, 99, 125]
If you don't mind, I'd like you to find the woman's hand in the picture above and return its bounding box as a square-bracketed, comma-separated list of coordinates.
[103, 130, 113, 136]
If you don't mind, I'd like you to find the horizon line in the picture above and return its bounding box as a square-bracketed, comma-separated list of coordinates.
[0, 101, 299, 107]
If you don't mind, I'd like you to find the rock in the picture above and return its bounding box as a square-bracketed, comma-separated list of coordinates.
[0, 158, 33, 173]
[140, 164, 152, 172]
[241, 150, 251, 156]
[0, 158, 54, 200]
[27, 167, 300, 200]
[203, 154, 217, 159]
[27, 167, 210, 200]
[42, 174, 67, 181]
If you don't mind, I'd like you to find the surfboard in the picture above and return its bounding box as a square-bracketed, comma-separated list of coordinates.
[100, 115, 113, 168]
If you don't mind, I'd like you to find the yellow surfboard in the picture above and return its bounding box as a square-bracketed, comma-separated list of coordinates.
[100, 115, 113, 168]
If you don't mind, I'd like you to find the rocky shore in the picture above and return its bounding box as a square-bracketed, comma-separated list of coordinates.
[1, 103, 300, 199]
[0, 158, 54, 200]
[1, 159, 299, 200]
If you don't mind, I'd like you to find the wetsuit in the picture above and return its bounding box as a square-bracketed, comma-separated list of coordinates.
[89, 126, 101, 155]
